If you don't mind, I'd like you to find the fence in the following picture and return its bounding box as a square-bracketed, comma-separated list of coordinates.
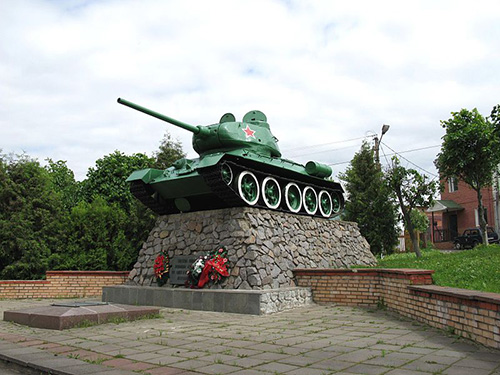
[294, 268, 500, 349]
[0, 271, 129, 299]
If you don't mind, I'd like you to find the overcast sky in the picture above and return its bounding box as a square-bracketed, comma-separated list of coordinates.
[2, 0, 500, 183]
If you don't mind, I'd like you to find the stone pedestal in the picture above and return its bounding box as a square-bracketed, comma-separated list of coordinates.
[128, 207, 376, 290]
[103, 285, 312, 315]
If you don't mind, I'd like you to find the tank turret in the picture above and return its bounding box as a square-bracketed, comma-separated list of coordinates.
[118, 98, 281, 157]
[119, 98, 344, 218]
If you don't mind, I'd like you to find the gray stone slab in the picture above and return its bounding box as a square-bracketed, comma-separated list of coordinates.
[170, 255, 198, 285]
[345, 363, 393, 374]
[3, 303, 159, 330]
[442, 366, 494, 375]
[452, 357, 500, 370]
[54, 363, 116, 374]
[196, 363, 242, 374]
[310, 358, 353, 371]
[253, 361, 300, 373]
[103, 285, 311, 315]
[401, 360, 450, 373]
[27, 356, 87, 372]
[172, 289, 193, 309]
[170, 358, 212, 370]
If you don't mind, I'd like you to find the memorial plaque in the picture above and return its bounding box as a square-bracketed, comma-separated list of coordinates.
[170, 255, 199, 285]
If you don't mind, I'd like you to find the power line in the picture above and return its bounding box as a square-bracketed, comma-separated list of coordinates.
[283, 134, 376, 154]
[287, 143, 364, 158]
[328, 144, 441, 167]
[381, 141, 439, 178]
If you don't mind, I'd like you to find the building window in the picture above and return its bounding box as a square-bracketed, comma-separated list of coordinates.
[448, 177, 458, 192]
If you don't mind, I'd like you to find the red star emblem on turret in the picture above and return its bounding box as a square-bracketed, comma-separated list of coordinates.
[242, 125, 256, 138]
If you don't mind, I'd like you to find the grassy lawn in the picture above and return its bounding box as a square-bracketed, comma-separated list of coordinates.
[375, 245, 500, 294]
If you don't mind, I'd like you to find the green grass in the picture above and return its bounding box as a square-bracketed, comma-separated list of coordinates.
[375, 245, 500, 293]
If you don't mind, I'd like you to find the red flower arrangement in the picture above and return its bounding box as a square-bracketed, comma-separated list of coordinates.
[153, 251, 170, 286]
[186, 246, 230, 288]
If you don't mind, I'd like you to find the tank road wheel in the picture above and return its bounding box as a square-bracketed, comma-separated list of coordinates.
[318, 190, 333, 218]
[303, 186, 318, 215]
[220, 163, 233, 185]
[331, 192, 342, 214]
[284, 183, 302, 213]
[262, 177, 281, 209]
[237, 171, 260, 205]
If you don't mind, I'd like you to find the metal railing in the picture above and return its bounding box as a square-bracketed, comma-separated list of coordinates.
[432, 228, 455, 242]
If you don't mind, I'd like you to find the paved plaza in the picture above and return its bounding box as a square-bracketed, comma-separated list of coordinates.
[0, 298, 499, 375]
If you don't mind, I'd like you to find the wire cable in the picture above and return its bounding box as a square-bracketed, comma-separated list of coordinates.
[282, 134, 376, 153]
[381, 141, 439, 178]
[328, 144, 441, 167]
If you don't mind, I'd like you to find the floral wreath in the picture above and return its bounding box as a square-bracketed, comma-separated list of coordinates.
[153, 251, 170, 286]
[186, 246, 229, 289]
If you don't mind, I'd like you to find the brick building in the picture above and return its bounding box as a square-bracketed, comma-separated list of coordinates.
[427, 175, 500, 248]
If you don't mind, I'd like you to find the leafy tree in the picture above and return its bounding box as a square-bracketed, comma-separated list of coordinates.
[45, 159, 82, 210]
[80, 150, 158, 265]
[0, 131, 186, 278]
[153, 131, 185, 169]
[81, 150, 154, 212]
[410, 209, 430, 248]
[340, 141, 399, 255]
[50, 197, 132, 271]
[386, 157, 438, 257]
[0, 153, 66, 279]
[435, 107, 500, 245]
[410, 209, 430, 233]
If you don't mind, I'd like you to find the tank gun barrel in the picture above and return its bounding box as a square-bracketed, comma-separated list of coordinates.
[117, 98, 204, 135]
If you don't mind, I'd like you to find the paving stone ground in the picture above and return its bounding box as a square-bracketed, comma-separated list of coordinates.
[0, 298, 499, 375]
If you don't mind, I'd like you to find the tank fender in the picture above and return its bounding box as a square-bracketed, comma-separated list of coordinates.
[126, 168, 163, 184]
[197, 153, 225, 169]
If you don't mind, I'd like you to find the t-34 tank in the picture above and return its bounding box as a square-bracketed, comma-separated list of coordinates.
[118, 98, 344, 218]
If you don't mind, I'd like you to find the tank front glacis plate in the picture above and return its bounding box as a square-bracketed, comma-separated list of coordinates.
[150, 173, 210, 199]
[141, 153, 224, 199]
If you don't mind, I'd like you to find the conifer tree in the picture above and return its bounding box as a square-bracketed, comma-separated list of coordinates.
[340, 141, 399, 255]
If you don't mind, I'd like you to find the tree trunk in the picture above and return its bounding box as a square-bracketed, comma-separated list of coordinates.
[476, 188, 489, 246]
[396, 188, 422, 257]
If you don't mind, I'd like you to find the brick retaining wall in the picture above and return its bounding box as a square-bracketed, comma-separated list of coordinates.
[294, 268, 500, 349]
[0, 271, 128, 299]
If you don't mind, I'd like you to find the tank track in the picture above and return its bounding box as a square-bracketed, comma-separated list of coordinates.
[200, 158, 344, 218]
[129, 180, 175, 215]
[199, 162, 244, 208]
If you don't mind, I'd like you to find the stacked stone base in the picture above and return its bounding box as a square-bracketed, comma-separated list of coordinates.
[110, 207, 375, 314]
[129, 207, 376, 290]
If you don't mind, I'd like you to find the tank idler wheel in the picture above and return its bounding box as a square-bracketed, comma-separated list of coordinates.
[284, 183, 302, 213]
[318, 190, 333, 218]
[262, 177, 281, 209]
[237, 171, 260, 205]
[331, 192, 342, 214]
[220, 163, 233, 185]
[303, 186, 318, 215]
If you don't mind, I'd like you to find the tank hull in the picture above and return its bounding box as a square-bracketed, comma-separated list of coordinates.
[127, 149, 344, 218]
[118, 100, 345, 218]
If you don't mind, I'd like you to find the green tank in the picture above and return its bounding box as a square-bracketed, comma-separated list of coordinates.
[118, 98, 344, 218]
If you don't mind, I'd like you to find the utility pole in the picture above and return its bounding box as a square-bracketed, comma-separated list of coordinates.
[374, 124, 390, 169]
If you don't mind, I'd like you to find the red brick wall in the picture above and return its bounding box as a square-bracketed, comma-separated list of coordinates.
[441, 179, 495, 234]
[294, 268, 500, 349]
[0, 271, 128, 299]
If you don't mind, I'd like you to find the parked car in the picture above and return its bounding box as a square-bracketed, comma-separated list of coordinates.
[453, 227, 499, 249]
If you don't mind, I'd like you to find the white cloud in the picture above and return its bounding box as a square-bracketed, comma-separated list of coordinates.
[1, 0, 500, 182]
